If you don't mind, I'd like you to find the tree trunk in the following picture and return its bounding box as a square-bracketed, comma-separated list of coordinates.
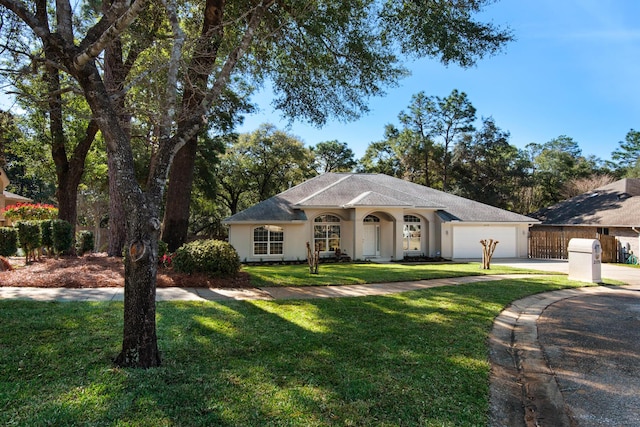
[114, 212, 161, 368]
[46, 61, 97, 251]
[73, 58, 162, 368]
[161, 136, 197, 252]
[107, 152, 127, 256]
[161, 0, 225, 251]
[104, 4, 130, 257]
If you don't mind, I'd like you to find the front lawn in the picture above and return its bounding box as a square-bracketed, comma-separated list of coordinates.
[244, 261, 548, 287]
[0, 276, 590, 426]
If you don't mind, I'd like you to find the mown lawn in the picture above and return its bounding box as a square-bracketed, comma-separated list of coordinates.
[244, 261, 550, 287]
[0, 275, 593, 426]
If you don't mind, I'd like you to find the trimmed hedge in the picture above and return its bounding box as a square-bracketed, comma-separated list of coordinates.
[77, 230, 94, 255]
[51, 219, 73, 255]
[0, 227, 18, 256]
[40, 220, 54, 254]
[16, 221, 42, 255]
[172, 239, 240, 276]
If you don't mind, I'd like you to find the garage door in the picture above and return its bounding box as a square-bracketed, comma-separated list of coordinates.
[452, 226, 517, 258]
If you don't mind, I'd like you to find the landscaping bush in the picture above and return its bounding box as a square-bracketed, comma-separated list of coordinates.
[76, 230, 94, 255]
[16, 221, 41, 262]
[51, 219, 73, 255]
[40, 219, 53, 254]
[0, 227, 18, 256]
[172, 239, 240, 276]
[1, 202, 58, 221]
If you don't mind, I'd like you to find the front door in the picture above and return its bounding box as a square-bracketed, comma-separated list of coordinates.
[363, 224, 380, 257]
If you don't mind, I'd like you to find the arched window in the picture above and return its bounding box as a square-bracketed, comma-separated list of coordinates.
[253, 225, 284, 255]
[314, 214, 341, 252]
[363, 215, 380, 223]
[403, 215, 421, 251]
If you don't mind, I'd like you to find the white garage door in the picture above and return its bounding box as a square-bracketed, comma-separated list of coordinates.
[452, 226, 517, 258]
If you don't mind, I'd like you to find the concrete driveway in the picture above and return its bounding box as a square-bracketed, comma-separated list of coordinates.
[490, 259, 640, 426]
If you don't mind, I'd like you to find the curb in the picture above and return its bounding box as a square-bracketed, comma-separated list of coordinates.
[488, 286, 625, 427]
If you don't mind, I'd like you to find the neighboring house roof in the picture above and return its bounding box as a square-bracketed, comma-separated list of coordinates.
[3, 190, 32, 203]
[529, 178, 640, 227]
[225, 173, 537, 224]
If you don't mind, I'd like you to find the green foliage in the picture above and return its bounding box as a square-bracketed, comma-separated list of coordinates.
[611, 129, 640, 177]
[0, 226, 18, 256]
[312, 140, 357, 173]
[16, 221, 41, 254]
[40, 219, 53, 253]
[76, 230, 94, 255]
[158, 240, 169, 259]
[51, 219, 73, 255]
[451, 117, 530, 210]
[172, 239, 240, 276]
[2, 203, 58, 221]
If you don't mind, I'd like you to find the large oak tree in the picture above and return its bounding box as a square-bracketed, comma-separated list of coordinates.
[0, 0, 511, 368]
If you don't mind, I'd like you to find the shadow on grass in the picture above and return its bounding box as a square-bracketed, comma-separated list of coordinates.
[0, 276, 579, 426]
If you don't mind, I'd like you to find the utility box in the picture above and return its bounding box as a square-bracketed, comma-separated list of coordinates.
[567, 238, 602, 283]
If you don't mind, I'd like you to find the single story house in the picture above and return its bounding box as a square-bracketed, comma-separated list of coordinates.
[529, 178, 640, 262]
[0, 167, 32, 226]
[224, 173, 538, 262]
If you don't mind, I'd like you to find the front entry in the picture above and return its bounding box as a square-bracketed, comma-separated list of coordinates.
[363, 224, 380, 257]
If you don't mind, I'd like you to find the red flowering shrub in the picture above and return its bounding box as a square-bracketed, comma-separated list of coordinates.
[2, 203, 58, 221]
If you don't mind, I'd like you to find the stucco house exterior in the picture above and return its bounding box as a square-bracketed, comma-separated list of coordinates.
[529, 178, 640, 262]
[224, 173, 538, 262]
[0, 167, 32, 226]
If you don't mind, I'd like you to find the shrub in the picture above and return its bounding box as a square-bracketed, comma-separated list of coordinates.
[158, 240, 169, 258]
[51, 219, 73, 255]
[40, 219, 54, 254]
[0, 227, 18, 256]
[2, 203, 58, 221]
[16, 221, 41, 262]
[172, 239, 240, 276]
[77, 230, 94, 255]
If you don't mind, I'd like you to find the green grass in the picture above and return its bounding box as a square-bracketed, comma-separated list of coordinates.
[244, 261, 550, 287]
[0, 276, 593, 426]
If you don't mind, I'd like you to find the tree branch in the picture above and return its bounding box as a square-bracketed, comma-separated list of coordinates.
[0, 0, 49, 38]
[55, 0, 73, 42]
[74, 0, 146, 69]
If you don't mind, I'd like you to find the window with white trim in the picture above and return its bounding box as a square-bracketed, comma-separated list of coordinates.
[403, 215, 421, 251]
[314, 214, 341, 252]
[253, 225, 284, 255]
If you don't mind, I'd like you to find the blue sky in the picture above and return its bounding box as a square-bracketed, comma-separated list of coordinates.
[237, 0, 640, 163]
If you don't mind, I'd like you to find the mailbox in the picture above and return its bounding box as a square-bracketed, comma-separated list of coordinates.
[567, 238, 602, 283]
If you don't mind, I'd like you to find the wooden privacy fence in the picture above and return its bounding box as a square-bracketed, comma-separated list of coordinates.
[529, 229, 618, 262]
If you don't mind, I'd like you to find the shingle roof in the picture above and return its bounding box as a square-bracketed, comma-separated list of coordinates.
[529, 178, 640, 227]
[2, 190, 32, 203]
[224, 173, 537, 223]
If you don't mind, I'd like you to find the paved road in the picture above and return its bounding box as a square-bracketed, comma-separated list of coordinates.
[490, 259, 640, 427]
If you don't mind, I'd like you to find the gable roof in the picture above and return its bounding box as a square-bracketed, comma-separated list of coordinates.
[225, 173, 536, 224]
[530, 178, 640, 227]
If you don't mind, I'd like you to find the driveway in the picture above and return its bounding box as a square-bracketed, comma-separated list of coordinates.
[490, 259, 640, 426]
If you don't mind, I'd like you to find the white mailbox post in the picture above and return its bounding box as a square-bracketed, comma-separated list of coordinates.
[567, 238, 602, 283]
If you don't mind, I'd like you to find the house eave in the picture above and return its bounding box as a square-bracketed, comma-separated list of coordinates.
[223, 219, 306, 225]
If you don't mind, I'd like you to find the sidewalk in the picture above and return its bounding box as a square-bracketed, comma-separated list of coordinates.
[0, 273, 541, 302]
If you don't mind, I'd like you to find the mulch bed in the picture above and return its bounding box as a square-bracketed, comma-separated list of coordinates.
[0, 253, 252, 289]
